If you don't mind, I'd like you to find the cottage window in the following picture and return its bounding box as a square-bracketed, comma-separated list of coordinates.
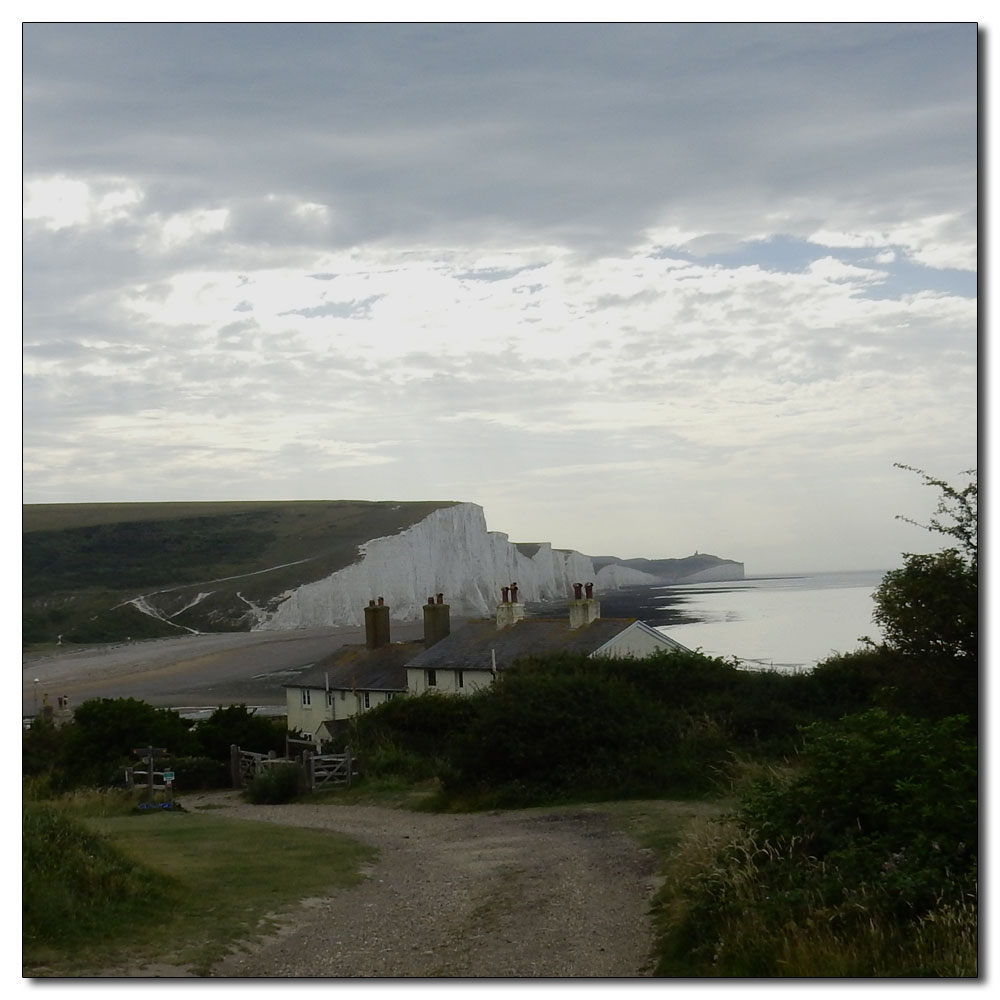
[301, 689, 311, 707]
[426, 669, 437, 688]
[363, 691, 371, 709]
[326, 691, 333, 708]
[457, 669, 464, 689]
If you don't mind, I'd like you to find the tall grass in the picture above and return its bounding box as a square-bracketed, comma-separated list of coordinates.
[23, 802, 173, 963]
[652, 818, 978, 977]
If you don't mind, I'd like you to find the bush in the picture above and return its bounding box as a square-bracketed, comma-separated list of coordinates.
[163, 756, 231, 791]
[440, 655, 738, 805]
[360, 740, 442, 782]
[61, 698, 199, 787]
[194, 705, 286, 760]
[244, 762, 306, 804]
[742, 709, 977, 915]
[657, 709, 978, 976]
[347, 691, 478, 761]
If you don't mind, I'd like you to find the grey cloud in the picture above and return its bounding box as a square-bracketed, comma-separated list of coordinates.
[23, 23, 975, 254]
[455, 265, 545, 283]
[280, 296, 383, 320]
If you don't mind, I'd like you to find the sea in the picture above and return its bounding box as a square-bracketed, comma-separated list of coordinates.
[597, 569, 888, 671]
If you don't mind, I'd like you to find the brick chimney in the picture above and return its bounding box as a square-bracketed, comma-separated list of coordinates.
[569, 582, 600, 629]
[364, 597, 391, 649]
[423, 593, 451, 648]
[496, 582, 525, 630]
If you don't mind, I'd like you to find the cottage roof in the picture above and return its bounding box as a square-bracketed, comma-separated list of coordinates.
[286, 641, 420, 693]
[404, 617, 679, 672]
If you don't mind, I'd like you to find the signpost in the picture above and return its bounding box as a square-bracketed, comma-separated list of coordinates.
[133, 746, 167, 804]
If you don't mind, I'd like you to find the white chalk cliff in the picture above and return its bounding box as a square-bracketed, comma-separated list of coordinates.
[258, 502, 660, 629]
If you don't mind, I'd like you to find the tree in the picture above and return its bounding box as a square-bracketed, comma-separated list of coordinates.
[891, 463, 977, 567]
[60, 698, 199, 786]
[193, 704, 286, 760]
[869, 466, 977, 719]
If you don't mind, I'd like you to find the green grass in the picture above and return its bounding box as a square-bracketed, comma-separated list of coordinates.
[589, 797, 735, 858]
[303, 775, 444, 809]
[23, 802, 377, 977]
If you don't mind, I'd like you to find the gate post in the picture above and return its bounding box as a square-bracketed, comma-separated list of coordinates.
[344, 746, 353, 787]
[230, 744, 241, 789]
[303, 750, 313, 792]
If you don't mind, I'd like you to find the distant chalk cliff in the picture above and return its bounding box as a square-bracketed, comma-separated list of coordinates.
[23, 499, 744, 641]
[259, 503, 664, 629]
[259, 503, 743, 629]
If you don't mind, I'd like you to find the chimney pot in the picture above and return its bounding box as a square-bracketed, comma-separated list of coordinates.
[585, 582, 594, 599]
[423, 594, 451, 648]
[510, 583, 519, 603]
[501, 586, 510, 603]
[364, 599, 391, 649]
[573, 582, 583, 600]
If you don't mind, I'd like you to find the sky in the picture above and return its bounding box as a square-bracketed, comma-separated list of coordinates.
[20, 20, 979, 575]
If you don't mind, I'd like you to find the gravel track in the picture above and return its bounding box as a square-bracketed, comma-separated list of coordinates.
[188, 791, 661, 979]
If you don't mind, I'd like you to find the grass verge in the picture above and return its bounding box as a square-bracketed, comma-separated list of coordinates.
[23, 800, 376, 977]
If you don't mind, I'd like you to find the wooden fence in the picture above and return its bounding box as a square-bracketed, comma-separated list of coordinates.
[230, 745, 358, 791]
[124, 767, 168, 792]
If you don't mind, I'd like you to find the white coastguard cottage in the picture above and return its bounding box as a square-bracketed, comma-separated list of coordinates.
[405, 582, 690, 696]
[285, 585, 691, 740]
[284, 595, 451, 742]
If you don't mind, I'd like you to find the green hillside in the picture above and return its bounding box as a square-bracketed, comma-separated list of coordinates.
[23, 500, 459, 647]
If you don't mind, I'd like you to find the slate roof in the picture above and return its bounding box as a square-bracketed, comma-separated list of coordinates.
[286, 616, 690, 694]
[405, 617, 657, 672]
[286, 641, 422, 693]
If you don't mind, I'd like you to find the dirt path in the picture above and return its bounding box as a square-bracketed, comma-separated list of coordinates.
[185, 791, 661, 978]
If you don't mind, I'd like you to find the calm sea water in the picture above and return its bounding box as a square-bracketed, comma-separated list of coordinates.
[652, 569, 888, 670]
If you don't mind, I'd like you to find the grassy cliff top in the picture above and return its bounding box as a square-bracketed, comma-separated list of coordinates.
[23, 499, 462, 598]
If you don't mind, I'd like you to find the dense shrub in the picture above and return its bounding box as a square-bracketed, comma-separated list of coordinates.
[162, 756, 231, 791]
[194, 705, 287, 760]
[347, 691, 478, 759]
[742, 710, 977, 913]
[340, 648, 902, 808]
[344, 691, 479, 785]
[438, 654, 738, 805]
[244, 762, 306, 804]
[67, 697, 199, 764]
[658, 709, 978, 976]
[23, 699, 289, 792]
[24, 698, 200, 791]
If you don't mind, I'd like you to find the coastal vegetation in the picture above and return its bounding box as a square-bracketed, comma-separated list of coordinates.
[22, 468, 977, 977]
[22, 499, 457, 644]
[23, 702, 287, 794]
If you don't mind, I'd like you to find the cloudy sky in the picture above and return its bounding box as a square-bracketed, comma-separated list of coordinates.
[22, 21, 978, 574]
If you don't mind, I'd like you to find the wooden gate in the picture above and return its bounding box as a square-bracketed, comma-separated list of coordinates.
[230, 746, 281, 787]
[230, 745, 359, 790]
[303, 749, 356, 789]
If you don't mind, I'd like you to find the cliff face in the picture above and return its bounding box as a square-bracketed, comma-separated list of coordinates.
[259, 503, 660, 629]
[24, 498, 746, 642]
